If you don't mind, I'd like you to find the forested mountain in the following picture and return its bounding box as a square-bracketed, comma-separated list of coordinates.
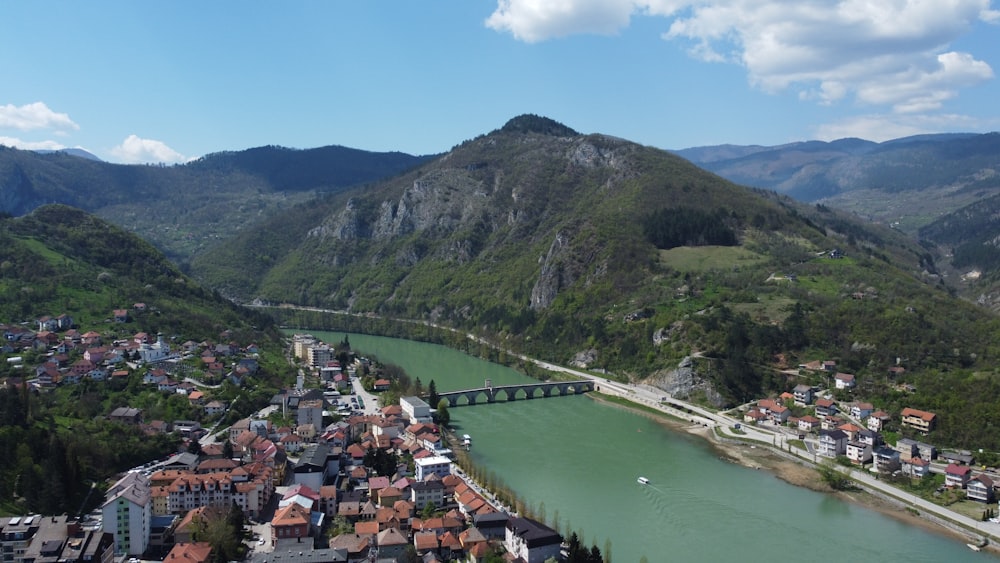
[0, 205, 291, 514]
[190, 115, 1000, 449]
[0, 144, 433, 265]
[677, 133, 1000, 308]
[675, 133, 1000, 209]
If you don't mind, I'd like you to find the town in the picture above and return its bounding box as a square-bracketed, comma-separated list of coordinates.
[3, 309, 1000, 561]
[1, 313, 571, 563]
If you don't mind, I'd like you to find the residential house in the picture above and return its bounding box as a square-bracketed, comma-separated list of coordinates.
[846, 441, 872, 465]
[768, 405, 790, 424]
[797, 415, 821, 433]
[818, 429, 848, 458]
[504, 517, 562, 563]
[793, 384, 814, 406]
[900, 407, 936, 433]
[867, 410, 891, 432]
[945, 464, 972, 489]
[850, 402, 874, 420]
[834, 372, 856, 389]
[873, 446, 901, 473]
[967, 475, 995, 503]
[894, 438, 919, 462]
[814, 398, 838, 418]
[271, 503, 311, 541]
[109, 407, 143, 425]
[375, 528, 408, 561]
[903, 457, 931, 478]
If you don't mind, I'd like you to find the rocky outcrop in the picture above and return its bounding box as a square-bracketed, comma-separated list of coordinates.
[647, 356, 725, 408]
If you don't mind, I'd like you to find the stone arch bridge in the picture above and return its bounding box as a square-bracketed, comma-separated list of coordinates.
[436, 379, 594, 407]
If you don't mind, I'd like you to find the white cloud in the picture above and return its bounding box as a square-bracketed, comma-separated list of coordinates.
[0, 101, 79, 132]
[0, 136, 67, 151]
[110, 135, 187, 164]
[813, 112, 991, 142]
[487, 0, 997, 113]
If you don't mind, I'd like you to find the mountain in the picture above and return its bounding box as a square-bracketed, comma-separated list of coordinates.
[0, 144, 434, 265]
[675, 133, 1000, 209]
[189, 116, 1000, 450]
[0, 204, 279, 343]
[34, 147, 103, 161]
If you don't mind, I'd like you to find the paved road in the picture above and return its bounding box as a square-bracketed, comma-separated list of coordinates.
[270, 305, 998, 543]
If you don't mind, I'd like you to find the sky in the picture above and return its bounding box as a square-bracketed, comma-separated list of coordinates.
[2, 1, 999, 164]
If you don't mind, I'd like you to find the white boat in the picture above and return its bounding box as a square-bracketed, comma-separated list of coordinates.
[637, 476, 650, 485]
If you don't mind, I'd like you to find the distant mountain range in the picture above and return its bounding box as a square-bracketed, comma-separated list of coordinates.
[0, 144, 433, 264]
[674, 132, 1000, 307]
[4, 115, 1000, 448]
[675, 132, 1000, 206]
[34, 147, 102, 161]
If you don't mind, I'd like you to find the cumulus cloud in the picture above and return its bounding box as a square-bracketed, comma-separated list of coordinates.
[110, 135, 187, 164]
[0, 136, 67, 151]
[487, 0, 997, 113]
[0, 101, 79, 132]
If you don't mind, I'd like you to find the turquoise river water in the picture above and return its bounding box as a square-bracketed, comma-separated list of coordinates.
[309, 331, 988, 562]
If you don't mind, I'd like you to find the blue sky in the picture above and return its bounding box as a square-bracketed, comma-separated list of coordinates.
[2, 1, 998, 163]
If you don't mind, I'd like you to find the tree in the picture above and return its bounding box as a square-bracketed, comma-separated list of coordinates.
[428, 379, 439, 408]
[436, 400, 450, 427]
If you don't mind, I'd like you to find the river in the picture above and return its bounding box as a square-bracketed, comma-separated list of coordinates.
[307, 330, 986, 561]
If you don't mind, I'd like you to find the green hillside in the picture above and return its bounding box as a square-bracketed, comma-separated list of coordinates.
[191, 117, 1000, 451]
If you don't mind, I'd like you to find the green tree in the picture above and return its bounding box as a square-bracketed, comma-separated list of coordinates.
[436, 400, 450, 427]
[428, 379, 439, 407]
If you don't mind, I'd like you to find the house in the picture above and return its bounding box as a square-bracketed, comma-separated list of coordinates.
[967, 475, 995, 503]
[272, 503, 311, 540]
[373, 379, 391, 392]
[945, 463, 972, 489]
[845, 441, 872, 465]
[164, 542, 213, 563]
[375, 528, 408, 560]
[743, 409, 768, 425]
[850, 402, 874, 420]
[109, 407, 143, 425]
[814, 398, 837, 418]
[797, 415, 821, 432]
[834, 373, 856, 389]
[867, 410, 891, 432]
[793, 384, 814, 406]
[900, 407, 936, 433]
[873, 446, 901, 473]
[504, 517, 562, 563]
[818, 429, 848, 457]
[903, 457, 931, 478]
[894, 438, 918, 462]
[768, 405, 790, 424]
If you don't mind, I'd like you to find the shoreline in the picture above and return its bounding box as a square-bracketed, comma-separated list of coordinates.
[586, 392, 998, 555]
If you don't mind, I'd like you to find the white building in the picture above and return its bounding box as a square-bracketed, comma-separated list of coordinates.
[102, 472, 152, 556]
[400, 396, 433, 424]
[414, 456, 452, 480]
[504, 517, 562, 563]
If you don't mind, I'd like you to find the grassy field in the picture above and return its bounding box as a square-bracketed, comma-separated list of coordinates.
[658, 245, 766, 272]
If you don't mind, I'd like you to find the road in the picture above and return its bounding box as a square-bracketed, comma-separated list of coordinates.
[270, 305, 998, 543]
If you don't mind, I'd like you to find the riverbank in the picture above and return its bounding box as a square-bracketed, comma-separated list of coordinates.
[587, 392, 999, 556]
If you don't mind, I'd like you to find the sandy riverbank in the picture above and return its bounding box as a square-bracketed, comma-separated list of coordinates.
[587, 393, 998, 555]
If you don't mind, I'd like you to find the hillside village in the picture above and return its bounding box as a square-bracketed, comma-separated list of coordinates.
[741, 358, 1000, 509]
[0, 319, 570, 563]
